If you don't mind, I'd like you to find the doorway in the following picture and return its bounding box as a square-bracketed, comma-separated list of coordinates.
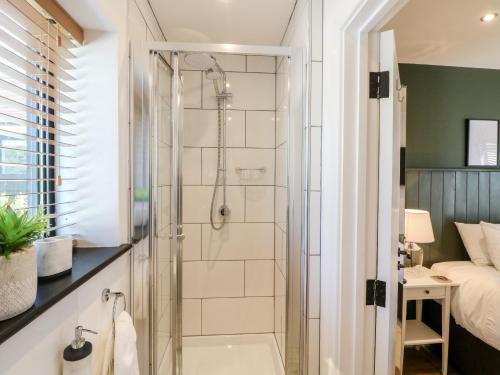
[339, 1, 500, 374]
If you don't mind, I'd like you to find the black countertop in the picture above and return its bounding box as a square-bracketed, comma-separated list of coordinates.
[0, 244, 132, 345]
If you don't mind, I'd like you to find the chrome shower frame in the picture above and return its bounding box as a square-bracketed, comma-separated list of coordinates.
[130, 41, 308, 375]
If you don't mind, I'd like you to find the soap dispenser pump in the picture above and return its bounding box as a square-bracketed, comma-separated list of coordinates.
[63, 326, 97, 375]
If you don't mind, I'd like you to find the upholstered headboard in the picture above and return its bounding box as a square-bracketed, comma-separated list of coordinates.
[405, 168, 500, 266]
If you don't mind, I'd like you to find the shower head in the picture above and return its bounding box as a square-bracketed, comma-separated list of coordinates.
[184, 53, 216, 70]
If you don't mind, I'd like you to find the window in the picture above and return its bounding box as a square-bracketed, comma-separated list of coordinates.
[0, 0, 79, 234]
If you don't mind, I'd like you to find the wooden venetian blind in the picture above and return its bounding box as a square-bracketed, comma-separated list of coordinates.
[0, 0, 80, 233]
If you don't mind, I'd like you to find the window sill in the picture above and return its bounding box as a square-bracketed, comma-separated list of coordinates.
[0, 244, 132, 345]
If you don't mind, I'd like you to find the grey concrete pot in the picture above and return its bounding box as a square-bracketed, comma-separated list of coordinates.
[0, 246, 37, 321]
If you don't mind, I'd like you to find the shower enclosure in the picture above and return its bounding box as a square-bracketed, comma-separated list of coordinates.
[131, 42, 307, 375]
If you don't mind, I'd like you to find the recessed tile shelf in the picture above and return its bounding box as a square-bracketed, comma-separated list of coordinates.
[0, 244, 131, 345]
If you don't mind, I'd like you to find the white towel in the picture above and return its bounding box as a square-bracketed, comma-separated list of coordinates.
[101, 311, 139, 375]
[114, 311, 140, 375]
[101, 325, 113, 375]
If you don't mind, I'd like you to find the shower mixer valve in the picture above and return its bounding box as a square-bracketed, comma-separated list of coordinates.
[219, 205, 231, 217]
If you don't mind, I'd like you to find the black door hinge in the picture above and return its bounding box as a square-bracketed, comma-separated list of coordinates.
[366, 279, 386, 307]
[369, 71, 390, 99]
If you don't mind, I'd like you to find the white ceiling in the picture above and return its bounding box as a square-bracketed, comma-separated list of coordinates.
[384, 0, 500, 69]
[148, 0, 296, 45]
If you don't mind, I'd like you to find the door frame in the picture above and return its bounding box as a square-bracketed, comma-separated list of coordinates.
[130, 41, 309, 374]
[320, 1, 409, 374]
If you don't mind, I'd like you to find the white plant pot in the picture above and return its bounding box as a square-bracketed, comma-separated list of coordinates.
[0, 246, 37, 321]
[35, 236, 73, 278]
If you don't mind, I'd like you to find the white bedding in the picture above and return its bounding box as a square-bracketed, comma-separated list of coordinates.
[431, 261, 500, 350]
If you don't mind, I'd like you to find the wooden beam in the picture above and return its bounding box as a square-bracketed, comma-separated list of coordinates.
[33, 0, 84, 45]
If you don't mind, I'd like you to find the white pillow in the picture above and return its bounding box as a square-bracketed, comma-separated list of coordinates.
[455, 222, 491, 266]
[480, 222, 500, 271]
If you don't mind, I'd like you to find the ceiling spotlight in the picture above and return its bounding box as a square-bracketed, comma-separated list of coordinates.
[480, 13, 498, 22]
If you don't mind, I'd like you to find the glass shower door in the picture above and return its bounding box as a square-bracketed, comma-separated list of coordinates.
[151, 52, 184, 375]
[169, 52, 184, 375]
[152, 51, 185, 375]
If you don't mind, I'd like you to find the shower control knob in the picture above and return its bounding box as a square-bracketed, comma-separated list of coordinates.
[220, 206, 230, 217]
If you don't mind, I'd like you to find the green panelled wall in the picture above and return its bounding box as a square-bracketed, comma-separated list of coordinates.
[406, 169, 500, 266]
[400, 64, 500, 168]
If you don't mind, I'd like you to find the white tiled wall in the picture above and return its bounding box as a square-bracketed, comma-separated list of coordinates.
[181, 54, 277, 337]
[281, 0, 323, 372]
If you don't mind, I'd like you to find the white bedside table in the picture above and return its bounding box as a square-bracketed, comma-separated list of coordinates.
[400, 267, 458, 375]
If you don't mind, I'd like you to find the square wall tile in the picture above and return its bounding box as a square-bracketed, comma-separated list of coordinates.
[201, 223, 274, 260]
[245, 186, 274, 223]
[202, 297, 274, 335]
[183, 299, 201, 336]
[309, 191, 321, 255]
[202, 148, 275, 186]
[184, 110, 245, 148]
[204, 73, 275, 110]
[183, 185, 244, 224]
[246, 111, 276, 148]
[308, 255, 320, 318]
[183, 261, 244, 298]
[311, 62, 322, 126]
[245, 260, 274, 296]
[181, 70, 202, 109]
[183, 224, 201, 261]
[183, 147, 201, 185]
[246, 56, 276, 73]
[310, 127, 321, 190]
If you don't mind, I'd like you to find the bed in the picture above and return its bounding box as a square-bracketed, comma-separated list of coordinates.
[425, 261, 500, 374]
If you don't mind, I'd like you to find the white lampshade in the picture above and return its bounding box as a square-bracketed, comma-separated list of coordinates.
[405, 209, 435, 243]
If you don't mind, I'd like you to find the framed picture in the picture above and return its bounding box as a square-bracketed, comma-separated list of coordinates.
[466, 119, 499, 167]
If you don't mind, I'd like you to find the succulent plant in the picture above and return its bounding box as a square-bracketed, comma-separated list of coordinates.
[0, 205, 47, 258]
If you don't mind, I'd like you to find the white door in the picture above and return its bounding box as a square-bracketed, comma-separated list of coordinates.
[374, 29, 402, 375]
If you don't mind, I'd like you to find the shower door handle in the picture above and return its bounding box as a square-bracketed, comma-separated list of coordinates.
[169, 233, 186, 240]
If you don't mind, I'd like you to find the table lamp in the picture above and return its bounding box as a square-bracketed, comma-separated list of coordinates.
[404, 209, 435, 273]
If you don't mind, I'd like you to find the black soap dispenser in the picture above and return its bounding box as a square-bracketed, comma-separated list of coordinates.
[63, 326, 97, 375]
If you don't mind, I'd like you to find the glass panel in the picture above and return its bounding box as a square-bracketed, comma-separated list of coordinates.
[153, 55, 173, 374]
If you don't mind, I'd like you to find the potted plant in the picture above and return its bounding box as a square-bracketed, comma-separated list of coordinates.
[0, 205, 47, 321]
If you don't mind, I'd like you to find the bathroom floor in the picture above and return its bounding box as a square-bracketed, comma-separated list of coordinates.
[183, 334, 284, 375]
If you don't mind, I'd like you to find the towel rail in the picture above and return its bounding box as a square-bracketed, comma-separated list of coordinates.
[101, 288, 126, 337]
